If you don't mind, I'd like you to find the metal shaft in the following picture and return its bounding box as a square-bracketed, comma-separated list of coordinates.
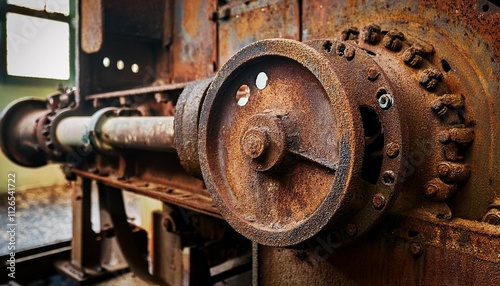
[56, 116, 175, 152]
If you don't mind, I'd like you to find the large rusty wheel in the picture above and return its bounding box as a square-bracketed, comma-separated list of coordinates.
[199, 39, 407, 246]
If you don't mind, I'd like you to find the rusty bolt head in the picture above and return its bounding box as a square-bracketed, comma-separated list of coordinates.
[363, 24, 381, 44]
[241, 128, 270, 159]
[437, 131, 451, 144]
[372, 193, 386, 210]
[383, 36, 402, 51]
[345, 47, 355, 61]
[386, 142, 400, 158]
[437, 163, 451, 177]
[431, 99, 448, 116]
[419, 68, 444, 90]
[425, 183, 438, 197]
[410, 242, 422, 256]
[403, 49, 423, 67]
[341, 27, 359, 41]
[346, 223, 358, 237]
[383, 31, 405, 51]
[367, 67, 380, 80]
[483, 208, 500, 225]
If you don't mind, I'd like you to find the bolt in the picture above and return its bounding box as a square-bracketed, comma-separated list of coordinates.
[346, 223, 357, 237]
[437, 162, 470, 184]
[410, 242, 422, 256]
[341, 27, 359, 41]
[372, 193, 386, 210]
[483, 208, 500, 225]
[378, 93, 394, 109]
[383, 31, 404, 51]
[345, 47, 355, 61]
[431, 100, 448, 117]
[437, 131, 451, 144]
[241, 128, 270, 159]
[403, 48, 423, 67]
[363, 24, 381, 44]
[425, 183, 438, 197]
[367, 67, 380, 80]
[386, 142, 400, 158]
[419, 68, 443, 90]
[437, 163, 451, 177]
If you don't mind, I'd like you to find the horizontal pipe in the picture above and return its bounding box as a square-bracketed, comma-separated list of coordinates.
[55, 117, 92, 146]
[100, 117, 175, 152]
[55, 115, 175, 152]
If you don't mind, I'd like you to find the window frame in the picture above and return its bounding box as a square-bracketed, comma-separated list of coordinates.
[0, 1, 75, 85]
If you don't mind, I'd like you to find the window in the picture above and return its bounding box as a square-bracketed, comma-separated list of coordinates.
[7, 0, 70, 16]
[1, 0, 73, 81]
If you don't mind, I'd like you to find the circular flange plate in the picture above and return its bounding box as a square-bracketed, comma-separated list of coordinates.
[0, 98, 48, 167]
[199, 39, 364, 246]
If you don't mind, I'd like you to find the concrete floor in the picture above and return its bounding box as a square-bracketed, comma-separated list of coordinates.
[0, 182, 141, 255]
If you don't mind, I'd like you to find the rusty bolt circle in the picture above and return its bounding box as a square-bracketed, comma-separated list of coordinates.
[372, 193, 386, 210]
[199, 39, 368, 247]
[200, 38, 407, 247]
[241, 127, 270, 159]
[386, 142, 400, 158]
[378, 94, 394, 109]
[410, 242, 422, 256]
[346, 223, 358, 237]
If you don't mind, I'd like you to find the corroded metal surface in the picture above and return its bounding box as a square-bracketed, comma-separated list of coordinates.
[217, 0, 300, 65]
[174, 77, 213, 178]
[170, 0, 217, 82]
[257, 212, 500, 285]
[0, 0, 499, 284]
[0, 98, 49, 167]
[199, 38, 408, 246]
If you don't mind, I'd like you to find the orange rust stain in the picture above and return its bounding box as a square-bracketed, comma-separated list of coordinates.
[182, 0, 202, 36]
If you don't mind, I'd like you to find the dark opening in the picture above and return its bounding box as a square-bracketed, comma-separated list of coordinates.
[489, 0, 500, 8]
[360, 107, 383, 184]
[441, 59, 452, 72]
[482, 4, 490, 12]
[323, 41, 333, 53]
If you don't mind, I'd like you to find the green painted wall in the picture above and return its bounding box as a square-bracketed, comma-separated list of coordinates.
[0, 83, 67, 192]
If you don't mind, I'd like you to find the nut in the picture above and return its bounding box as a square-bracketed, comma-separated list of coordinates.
[341, 27, 359, 41]
[383, 30, 405, 51]
[378, 94, 394, 109]
[419, 68, 443, 90]
[363, 24, 381, 44]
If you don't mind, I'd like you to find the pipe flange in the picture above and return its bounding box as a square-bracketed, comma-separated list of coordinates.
[0, 98, 48, 167]
[199, 39, 408, 246]
[174, 77, 213, 178]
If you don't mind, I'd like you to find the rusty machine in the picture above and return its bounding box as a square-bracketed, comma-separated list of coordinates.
[1, 0, 500, 285]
